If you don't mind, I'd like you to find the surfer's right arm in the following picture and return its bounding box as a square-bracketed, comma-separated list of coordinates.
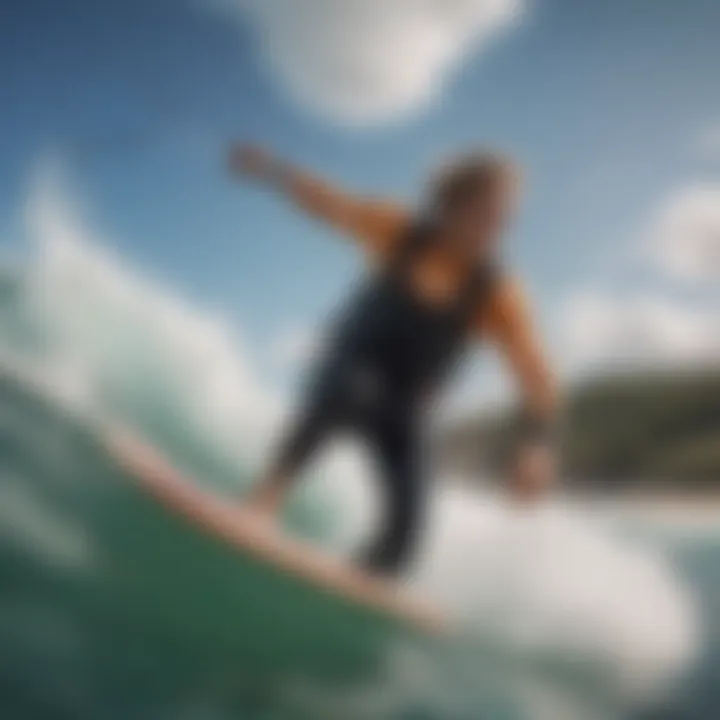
[229, 143, 409, 261]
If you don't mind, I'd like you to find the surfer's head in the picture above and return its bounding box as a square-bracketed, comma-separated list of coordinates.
[427, 150, 520, 260]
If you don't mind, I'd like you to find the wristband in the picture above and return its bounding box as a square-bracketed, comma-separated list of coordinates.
[512, 409, 559, 448]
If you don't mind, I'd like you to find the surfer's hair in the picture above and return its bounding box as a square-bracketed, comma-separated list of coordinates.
[430, 150, 519, 212]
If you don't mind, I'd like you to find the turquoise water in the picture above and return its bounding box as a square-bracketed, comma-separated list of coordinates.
[0, 371, 418, 718]
[0, 236, 715, 719]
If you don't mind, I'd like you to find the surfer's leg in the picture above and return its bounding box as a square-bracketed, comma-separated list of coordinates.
[359, 421, 424, 575]
[245, 403, 333, 516]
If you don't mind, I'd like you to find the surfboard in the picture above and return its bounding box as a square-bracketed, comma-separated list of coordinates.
[103, 428, 446, 637]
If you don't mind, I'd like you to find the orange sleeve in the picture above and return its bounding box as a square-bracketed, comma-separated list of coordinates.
[478, 277, 557, 415]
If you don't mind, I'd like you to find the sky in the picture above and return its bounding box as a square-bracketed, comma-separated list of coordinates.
[1, 0, 719, 408]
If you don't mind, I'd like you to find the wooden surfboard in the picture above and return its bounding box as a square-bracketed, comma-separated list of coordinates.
[103, 429, 446, 637]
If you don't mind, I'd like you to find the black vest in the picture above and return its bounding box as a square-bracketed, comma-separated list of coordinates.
[327, 220, 498, 403]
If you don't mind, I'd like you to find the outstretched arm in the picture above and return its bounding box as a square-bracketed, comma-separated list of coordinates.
[229, 143, 408, 261]
[479, 278, 560, 502]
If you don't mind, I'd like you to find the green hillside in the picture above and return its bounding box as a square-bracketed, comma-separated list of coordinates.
[441, 369, 720, 492]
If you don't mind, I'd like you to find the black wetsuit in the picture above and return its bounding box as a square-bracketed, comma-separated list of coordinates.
[275, 220, 497, 574]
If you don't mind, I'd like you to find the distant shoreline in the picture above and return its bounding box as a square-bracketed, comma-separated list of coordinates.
[442, 370, 720, 492]
[569, 490, 720, 528]
[608, 493, 720, 518]
[451, 477, 720, 526]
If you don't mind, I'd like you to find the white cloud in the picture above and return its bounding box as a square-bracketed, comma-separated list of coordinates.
[216, 0, 524, 125]
[646, 184, 720, 283]
[559, 291, 720, 371]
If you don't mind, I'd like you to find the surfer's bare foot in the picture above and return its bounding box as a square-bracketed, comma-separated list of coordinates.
[243, 477, 287, 523]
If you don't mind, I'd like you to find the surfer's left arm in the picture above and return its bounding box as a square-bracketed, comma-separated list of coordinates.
[480, 278, 560, 503]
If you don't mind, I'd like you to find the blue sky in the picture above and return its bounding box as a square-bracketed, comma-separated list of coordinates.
[1, 0, 718, 396]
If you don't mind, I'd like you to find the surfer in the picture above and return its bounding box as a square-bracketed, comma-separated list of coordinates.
[229, 143, 559, 575]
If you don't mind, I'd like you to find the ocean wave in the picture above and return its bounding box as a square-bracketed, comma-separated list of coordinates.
[0, 171, 702, 719]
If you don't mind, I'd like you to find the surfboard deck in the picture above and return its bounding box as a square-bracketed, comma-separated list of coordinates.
[103, 429, 446, 637]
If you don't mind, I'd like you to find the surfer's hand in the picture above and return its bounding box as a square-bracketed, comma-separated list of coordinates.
[228, 143, 275, 180]
[509, 442, 555, 505]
